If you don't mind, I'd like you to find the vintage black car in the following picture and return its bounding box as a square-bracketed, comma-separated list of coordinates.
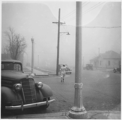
[1, 60, 55, 113]
[113, 67, 121, 73]
[84, 64, 93, 70]
[65, 67, 72, 74]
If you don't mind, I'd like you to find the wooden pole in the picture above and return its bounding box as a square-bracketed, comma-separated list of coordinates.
[56, 8, 60, 75]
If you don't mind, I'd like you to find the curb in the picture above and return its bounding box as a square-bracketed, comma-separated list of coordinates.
[17, 112, 68, 119]
[4, 111, 120, 119]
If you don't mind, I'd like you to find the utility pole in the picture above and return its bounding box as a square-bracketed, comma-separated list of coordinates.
[68, 2, 87, 119]
[38, 55, 39, 68]
[83, 56, 84, 68]
[52, 8, 65, 76]
[31, 38, 34, 74]
[98, 48, 100, 57]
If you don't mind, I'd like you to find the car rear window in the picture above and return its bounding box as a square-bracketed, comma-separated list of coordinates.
[2, 62, 22, 71]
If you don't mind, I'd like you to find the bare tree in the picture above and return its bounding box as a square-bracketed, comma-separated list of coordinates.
[4, 27, 27, 60]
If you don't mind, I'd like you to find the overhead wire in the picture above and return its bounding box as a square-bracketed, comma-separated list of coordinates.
[82, 2, 90, 7]
[83, 2, 102, 11]
[61, 9, 75, 20]
[61, 3, 88, 21]
[83, 2, 105, 14]
[60, 2, 120, 30]
[82, 26, 121, 29]
[62, 2, 106, 23]
[61, 2, 89, 21]
[62, 25, 70, 34]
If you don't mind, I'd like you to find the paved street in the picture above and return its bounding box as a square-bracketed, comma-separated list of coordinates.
[34, 70, 121, 112]
[1, 69, 121, 118]
[23, 66, 49, 75]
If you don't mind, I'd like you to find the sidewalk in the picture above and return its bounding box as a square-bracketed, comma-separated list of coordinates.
[6, 110, 121, 119]
[24, 67, 49, 76]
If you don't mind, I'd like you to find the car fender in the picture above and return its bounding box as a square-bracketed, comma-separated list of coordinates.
[40, 84, 53, 98]
[35, 88, 44, 102]
[1, 87, 21, 104]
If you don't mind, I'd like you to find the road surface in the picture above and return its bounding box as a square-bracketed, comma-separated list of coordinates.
[2, 70, 121, 118]
[23, 66, 48, 75]
[35, 70, 121, 112]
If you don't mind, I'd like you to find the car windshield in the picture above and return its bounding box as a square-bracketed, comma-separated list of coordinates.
[2, 62, 22, 71]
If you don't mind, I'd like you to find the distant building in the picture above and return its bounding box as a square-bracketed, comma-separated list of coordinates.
[90, 51, 121, 69]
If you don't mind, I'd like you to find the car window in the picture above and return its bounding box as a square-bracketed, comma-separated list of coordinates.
[14, 64, 21, 71]
[2, 62, 22, 71]
[2, 63, 14, 70]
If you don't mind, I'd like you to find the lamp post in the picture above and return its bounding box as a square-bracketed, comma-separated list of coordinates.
[31, 38, 34, 74]
[38, 55, 40, 68]
[68, 2, 87, 119]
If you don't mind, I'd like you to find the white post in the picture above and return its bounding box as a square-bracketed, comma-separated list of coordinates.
[68, 2, 87, 119]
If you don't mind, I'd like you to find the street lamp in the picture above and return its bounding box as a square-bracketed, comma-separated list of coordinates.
[31, 38, 34, 75]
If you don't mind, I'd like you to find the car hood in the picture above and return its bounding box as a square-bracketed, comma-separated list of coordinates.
[2, 70, 28, 80]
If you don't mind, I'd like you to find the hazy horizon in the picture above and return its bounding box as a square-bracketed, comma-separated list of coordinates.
[2, 1, 121, 70]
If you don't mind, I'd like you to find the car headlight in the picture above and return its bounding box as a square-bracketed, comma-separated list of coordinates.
[36, 82, 43, 89]
[13, 83, 22, 91]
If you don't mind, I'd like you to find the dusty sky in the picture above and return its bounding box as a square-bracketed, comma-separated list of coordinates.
[1, 1, 121, 70]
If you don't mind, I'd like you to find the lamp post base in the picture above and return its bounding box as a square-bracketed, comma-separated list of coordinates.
[68, 107, 87, 119]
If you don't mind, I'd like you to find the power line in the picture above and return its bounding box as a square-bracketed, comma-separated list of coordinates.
[83, 2, 102, 12]
[84, 3, 105, 15]
[64, 16, 75, 23]
[82, 2, 89, 7]
[83, 2, 105, 14]
[62, 3, 102, 22]
[61, 25, 121, 31]
[82, 26, 121, 29]
[62, 2, 105, 23]
[61, 3, 90, 21]
[61, 9, 75, 20]
[62, 25, 69, 33]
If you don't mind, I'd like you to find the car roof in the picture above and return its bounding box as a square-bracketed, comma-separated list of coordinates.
[2, 59, 22, 63]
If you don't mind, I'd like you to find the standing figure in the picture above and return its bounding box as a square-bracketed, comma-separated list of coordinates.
[60, 65, 66, 82]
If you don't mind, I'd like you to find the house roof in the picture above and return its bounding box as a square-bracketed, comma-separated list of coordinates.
[102, 51, 121, 59]
[90, 51, 121, 61]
